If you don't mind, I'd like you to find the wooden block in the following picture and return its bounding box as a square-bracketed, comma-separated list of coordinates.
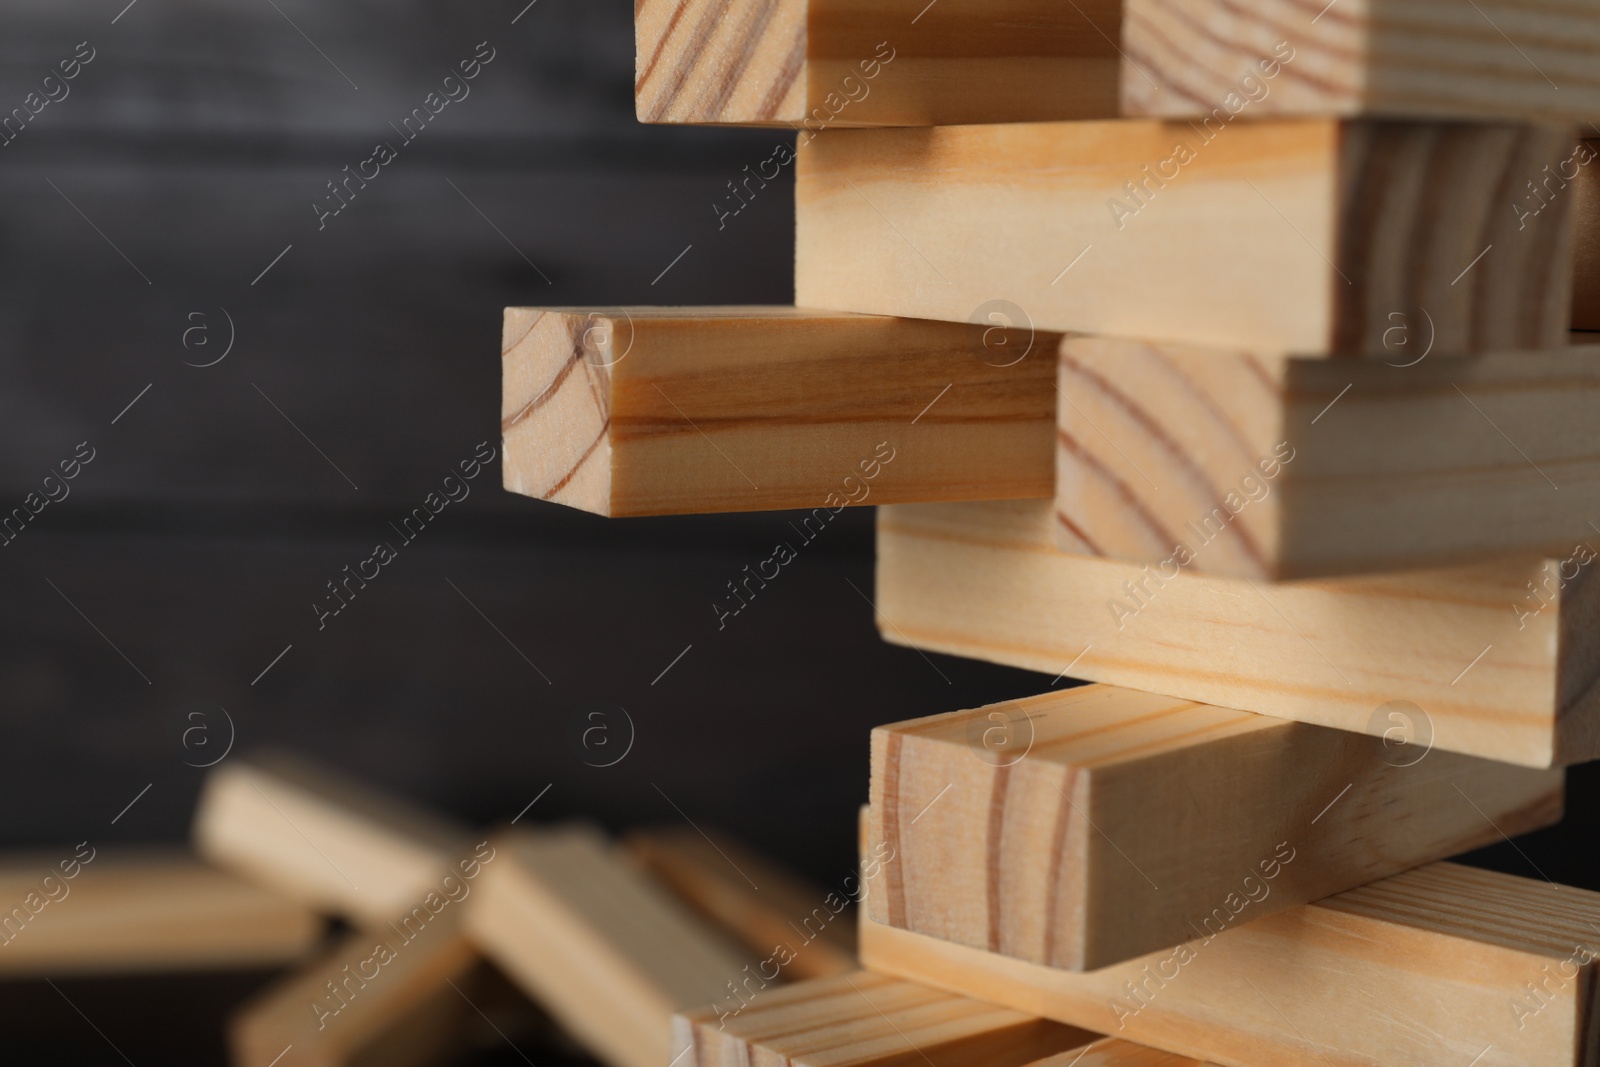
[869, 682, 1562, 971]
[795, 120, 1575, 354]
[1122, 0, 1600, 123]
[230, 913, 480, 1067]
[193, 753, 471, 928]
[860, 855, 1600, 1067]
[464, 824, 754, 1067]
[635, 0, 1119, 127]
[501, 307, 1055, 517]
[1577, 142, 1600, 331]
[675, 969, 1151, 1067]
[1056, 334, 1600, 579]
[0, 846, 320, 976]
[874, 499, 1600, 767]
[625, 826, 857, 979]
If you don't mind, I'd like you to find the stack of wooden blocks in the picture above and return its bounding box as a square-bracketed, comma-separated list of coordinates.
[500, 2, 1600, 1066]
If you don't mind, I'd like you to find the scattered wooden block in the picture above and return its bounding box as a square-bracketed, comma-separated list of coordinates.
[501, 307, 1055, 517]
[0, 847, 320, 977]
[796, 120, 1574, 354]
[230, 913, 479, 1067]
[1056, 334, 1600, 579]
[625, 825, 856, 979]
[193, 753, 471, 928]
[464, 824, 753, 1067]
[861, 853, 1600, 1067]
[635, 0, 1119, 127]
[1122, 0, 1600, 123]
[869, 682, 1562, 971]
[874, 499, 1600, 767]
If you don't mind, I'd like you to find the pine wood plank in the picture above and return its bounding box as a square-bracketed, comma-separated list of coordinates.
[874, 499, 1600, 767]
[869, 682, 1563, 971]
[463, 824, 755, 1067]
[860, 854, 1600, 1067]
[635, 0, 1120, 127]
[795, 120, 1575, 354]
[0, 847, 321, 976]
[1055, 334, 1600, 579]
[192, 754, 471, 928]
[625, 826, 857, 979]
[501, 307, 1055, 517]
[1122, 0, 1600, 123]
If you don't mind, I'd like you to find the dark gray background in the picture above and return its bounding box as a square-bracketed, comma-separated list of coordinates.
[0, 1, 1592, 1060]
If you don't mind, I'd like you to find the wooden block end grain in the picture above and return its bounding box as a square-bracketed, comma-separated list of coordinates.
[868, 683, 1562, 971]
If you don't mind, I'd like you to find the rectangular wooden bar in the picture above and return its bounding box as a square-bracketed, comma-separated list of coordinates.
[0, 847, 321, 977]
[1056, 335, 1600, 579]
[464, 824, 754, 1067]
[635, 0, 1120, 127]
[1577, 142, 1600, 331]
[501, 307, 1055, 517]
[874, 499, 1600, 767]
[1122, 0, 1600, 123]
[869, 683, 1562, 971]
[795, 120, 1574, 354]
[860, 855, 1600, 1067]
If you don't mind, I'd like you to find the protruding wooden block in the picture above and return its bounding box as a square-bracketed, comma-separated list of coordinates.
[875, 499, 1600, 767]
[1056, 334, 1600, 578]
[625, 826, 856, 979]
[796, 120, 1574, 354]
[1123, 0, 1600, 123]
[193, 754, 470, 928]
[635, 0, 1119, 127]
[1576, 142, 1600, 331]
[869, 683, 1562, 970]
[464, 824, 753, 1067]
[0, 847, 320, 977]
[501, 307, 1055, 517]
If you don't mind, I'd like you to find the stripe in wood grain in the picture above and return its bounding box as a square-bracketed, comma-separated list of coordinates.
[755, 30, 806, 122]
[542, 423, 608, 500]
[695, 0, 787, 122]
[880, 730, 907, 930]
[635, 0, 693, 94]
[1055, 427, 1184, 553]
[985, 763, 1012, 954]
[1038, 766, 1078, 968]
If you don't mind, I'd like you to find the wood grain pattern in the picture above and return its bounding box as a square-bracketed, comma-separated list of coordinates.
[795, 119, 1574, 354]
[192, 754, 471, 928]
[463, 824, 754, 1067]
[0, 847, 321, 977]
[868, 682, 1562, 971]
[501, 307, 1056, 516]
[1056, 334, 1600, 579]
[1577, 142, 1600, 330]
[861, 856, 1600, 1067]
[1122, 0, 1600, 123]
[635, 0, 1119, 127]
[625, 826, 857, 979]
[874, 499, 1600, 767]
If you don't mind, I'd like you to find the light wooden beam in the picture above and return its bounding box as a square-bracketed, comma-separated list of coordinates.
[625, 826, 856, 979]
[463, 824, 754, 1067]
[635, 0, 1120, 127]
[869, 683, 1562, 971]
[0, 847, 320, 977]
[1056, 334, 1600, 579]
[193, 753, 472, 928]
[501, 307, 1055, 517]
[796, 120, 1574, 354]
[861, 854, 1600, 1067]
[1122, 0, 1600, 123]
[874, 499, 1600, 767]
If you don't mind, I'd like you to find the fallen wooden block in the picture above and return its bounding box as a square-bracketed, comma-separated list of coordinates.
[625, 826, 856, 979]
[464, 824, 753, 1067]
[796, 120, 1574, 354]
[869, 682, 1562, 971]
[230, 912, 479, 1067]
[1122, 0, 1600, 123]
[635, 0, 1119, 127]
[0, 846, 320, 976]
[861, 855, 1600, 1067]
[193, 753, 471, 928]
[501, 307, 1055, 517]
[1056, 334, 1600, 578]
[875, 499, 1600, 767]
